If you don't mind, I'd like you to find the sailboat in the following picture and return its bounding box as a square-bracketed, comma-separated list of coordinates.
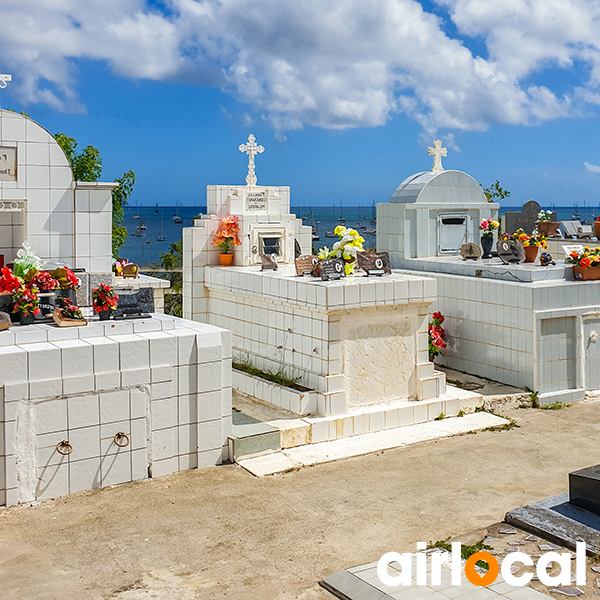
[134, 224, 144, 237]
[156, 212, 166, 241]
[155, 203, 159, 213]
[173, 197, 183, 224]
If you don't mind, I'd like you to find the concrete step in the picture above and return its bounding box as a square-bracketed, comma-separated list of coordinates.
[228, 410, 281, 460]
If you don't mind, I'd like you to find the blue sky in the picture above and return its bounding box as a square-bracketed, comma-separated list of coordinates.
[2, 0, 600, 208]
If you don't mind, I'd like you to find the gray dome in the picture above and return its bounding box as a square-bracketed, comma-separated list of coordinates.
[389, 170, 487, 205]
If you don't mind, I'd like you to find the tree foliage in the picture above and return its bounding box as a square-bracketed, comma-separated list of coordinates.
[53, 132, 134, 258]
[148, 239, 182, 317]
[482, 180, 510, 203]
[54, 133, 102, 182]
[111, 170, 135, 256]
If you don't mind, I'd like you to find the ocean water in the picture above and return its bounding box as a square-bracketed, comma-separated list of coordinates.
[119, 204, 600, 267]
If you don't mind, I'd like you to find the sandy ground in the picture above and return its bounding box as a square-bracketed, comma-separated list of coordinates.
[1, 400, 599, 600]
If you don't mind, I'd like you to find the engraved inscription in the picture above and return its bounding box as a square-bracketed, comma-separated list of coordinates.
[247, 191, 267, 212]
[0, 147, 17, 182]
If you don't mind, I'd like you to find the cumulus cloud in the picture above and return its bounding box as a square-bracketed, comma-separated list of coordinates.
[584, 162, 600, 173]
[1, 0, 600, 135]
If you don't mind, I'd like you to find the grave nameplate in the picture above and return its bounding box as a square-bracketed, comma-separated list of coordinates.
[460, 243, 482, 261]
[247, 191, 267, 212]
[562, 245, 585, 259]
[569, 465, 600, 516]
[0, 311, 10, 330]
[113, 287, 154, 318]
[261, 254, 278, 271]
[295, 255, 317, 276]
[320, 258, 345, 281]
[357, 251, 391, 276]
[122, 263, 139, 278]
[497, 240, 525, 264]
[0, 147, 17, 182]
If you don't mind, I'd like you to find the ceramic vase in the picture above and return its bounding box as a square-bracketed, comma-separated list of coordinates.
[219, 253, 234, 266]
[480, 236, 494, 259]
[99, 310, 111, 321]
[19, 313, 34, 325]
[524, 245, 539, 263]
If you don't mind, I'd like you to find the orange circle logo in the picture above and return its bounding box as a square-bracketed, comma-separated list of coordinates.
[464, 552, 499, 587]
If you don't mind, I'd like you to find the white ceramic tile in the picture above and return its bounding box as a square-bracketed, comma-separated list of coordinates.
[99, 390, 130, 424]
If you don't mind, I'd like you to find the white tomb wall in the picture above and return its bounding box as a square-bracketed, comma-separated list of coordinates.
[0, 314, 232, 507]
[0, 110, 116, 272]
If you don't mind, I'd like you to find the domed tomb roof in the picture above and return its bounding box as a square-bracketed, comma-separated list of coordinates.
[389, 170, 488, 205]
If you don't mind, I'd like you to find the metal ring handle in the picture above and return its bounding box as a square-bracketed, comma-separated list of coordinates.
[114, 432, 130, 447]
[56, 440, 73, 455]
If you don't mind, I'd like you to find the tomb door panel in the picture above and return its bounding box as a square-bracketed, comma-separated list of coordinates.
[584, 317, 600, 391]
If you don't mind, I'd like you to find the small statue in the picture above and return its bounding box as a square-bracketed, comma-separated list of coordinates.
[539, 252, 555, 267]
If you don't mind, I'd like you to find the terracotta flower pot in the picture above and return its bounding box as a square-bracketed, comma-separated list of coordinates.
[595, 221, 600, 240]
[573, 266, 600, 280]
[219, 253, 234, 266]
[524, 245, 539, 263]
[537, 221, 561, 237]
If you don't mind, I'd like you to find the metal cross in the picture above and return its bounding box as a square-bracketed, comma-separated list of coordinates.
[0, 74, 12, 89]
[238, 134, 264, 187]
[428, 139, 447, 172]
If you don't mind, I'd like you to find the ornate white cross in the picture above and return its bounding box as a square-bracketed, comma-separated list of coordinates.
[428, 139, 447, 172]
[238, 134, 264, 187]
[0, 74, 12, 89]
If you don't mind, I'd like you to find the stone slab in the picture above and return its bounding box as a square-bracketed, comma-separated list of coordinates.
[569, 465, 600, 516]
[505, 493, 600, 554]
[402, 256, 571, 282]
[238, 412, 508, 476]
[320, 569, 391, 600]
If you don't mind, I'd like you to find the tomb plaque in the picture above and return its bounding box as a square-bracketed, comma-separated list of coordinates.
[0, 147, 17, 182]
[113, 287, 154, 318]
[569, 465, 600, 516]
[562, 245, 584, 259]
[295, 254, 317, 276]
[460, 243, 482, 261]
[320, 258, 345, 281]
[357, 251, 391, 276]
[247, 191, 267, 212]
[497, 240, 525, 264]
[0, 311, 10, 330]
[261, 254, 278, 271]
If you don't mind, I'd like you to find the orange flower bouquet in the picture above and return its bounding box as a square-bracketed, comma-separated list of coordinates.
[212, 215, 242, 255]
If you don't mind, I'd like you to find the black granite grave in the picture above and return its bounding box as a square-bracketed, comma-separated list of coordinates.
[503, 200, 557, 236]
[505, 464, 600, 554]
[569, 465, 600, 516]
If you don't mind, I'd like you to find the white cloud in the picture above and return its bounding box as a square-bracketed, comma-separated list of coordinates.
[584, 161, 600, 173]
[1, 0, 600, 134]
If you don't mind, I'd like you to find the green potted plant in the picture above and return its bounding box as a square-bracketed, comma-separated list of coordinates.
[212, 215, 242, 265]
[12, 285, 40, 325]
[536, 210, 561, 237]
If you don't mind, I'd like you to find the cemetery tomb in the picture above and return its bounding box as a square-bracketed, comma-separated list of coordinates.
[183, 135, 461, 439]
[0, 112, 234, 507]
[378, 141, 600, 405]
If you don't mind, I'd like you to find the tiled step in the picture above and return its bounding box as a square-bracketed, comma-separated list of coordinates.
[228, 410, 281, 460]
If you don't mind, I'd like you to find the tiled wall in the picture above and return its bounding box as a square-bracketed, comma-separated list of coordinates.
[0, 110, 114, 272]
[0, 313, 232, 506]
[420, 270, 600, 402]
[185, 266, 444, 415]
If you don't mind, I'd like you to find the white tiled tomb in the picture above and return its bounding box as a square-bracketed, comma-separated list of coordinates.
[183, 135, 447, 419]
[378, 140, 600, 405]
[0, 314, 232, 507]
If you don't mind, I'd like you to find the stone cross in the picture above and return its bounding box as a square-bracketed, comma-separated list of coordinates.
[0, 74, 12, 89]
[428, 139, 447, 173]
[239, 134, 264, 187]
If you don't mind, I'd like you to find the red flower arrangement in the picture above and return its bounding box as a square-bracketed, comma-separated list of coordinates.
[56, 296, 84, 319]
[50, 267, 79, 290]
[12, 285, 40, 317]
[92, 284, 118, 313]
[428, 311, 447, 361]
[212, 215, 242, 254]
[30, 270, 59, 292]
[0, 267, 22, 294]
